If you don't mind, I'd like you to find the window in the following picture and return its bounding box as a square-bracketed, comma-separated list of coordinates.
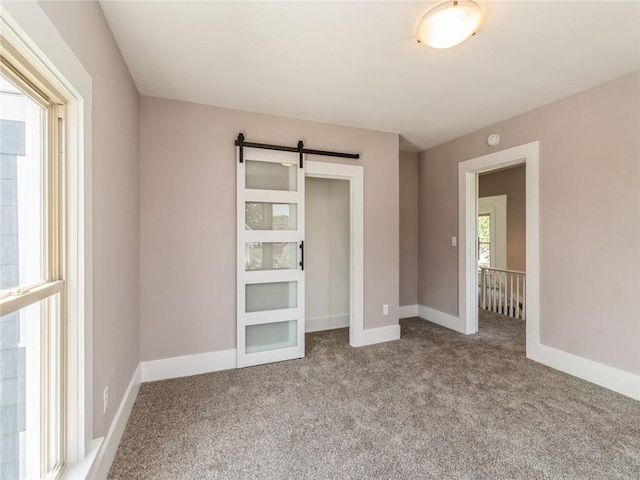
[478, 213, 491, 268]
[478, 194, 507, 270]
[0, 48, 66, 479]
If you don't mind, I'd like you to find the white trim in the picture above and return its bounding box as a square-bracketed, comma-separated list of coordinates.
[417, 305, 466, 333]
[304, 161, 365, 348]
[399, 304, 418, 318]
[528, 344, 640, 401]
[456, 143, 640, 399]
[358, 324, 401, 346]
[417, 305, 640, 400]
[305, 314, 350, 333]
[141, 349, 237, 383]
[85, 365, 141, 480]
[523, 150, 540, 354]
[67, 336, 639, 480]
[60, 439, 100, 480]
[458, 141, 539, 336]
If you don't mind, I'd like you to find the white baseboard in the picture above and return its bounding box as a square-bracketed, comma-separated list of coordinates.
[141, 349, 237, 383]
[418, 304, 639, 400]
[77, 316, 638, 480]
[87, 364, 142, 479]
[356, 324, 401, 347]
[418, 305, 466, 333]
[306, 314, 350, 333]
[528, 343, 640, 400]
[399, 304, 418, 318]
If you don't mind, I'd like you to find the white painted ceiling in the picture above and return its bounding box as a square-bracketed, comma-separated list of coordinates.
[100, 1, 640, 152]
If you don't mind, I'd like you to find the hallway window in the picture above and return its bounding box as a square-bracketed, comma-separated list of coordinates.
[478, 213, 491, 268]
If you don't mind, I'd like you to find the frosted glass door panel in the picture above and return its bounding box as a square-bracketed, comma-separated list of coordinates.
[245, 160, 297, 191]
[246, 281, 297, 312]
[246, 320, 298, 354]
[245, 202, 297, 230]
[245, 242, 298, 271]
[237, 146, 304, 367]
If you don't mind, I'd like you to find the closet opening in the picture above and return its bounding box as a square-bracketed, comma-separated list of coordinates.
[305, 177, 351, 335]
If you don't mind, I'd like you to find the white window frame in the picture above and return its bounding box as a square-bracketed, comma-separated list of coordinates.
[0, 50, 67, 480]
[478, 194, 507, 269]
[477, 212, 493, 268]
[0, 6, 91, 477]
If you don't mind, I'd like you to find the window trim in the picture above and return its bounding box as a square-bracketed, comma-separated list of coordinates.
[2, 40, 67, 479]
[478, 194, 507, 270]
[1, 7, 91, 476]
[477, 212, 492, 268]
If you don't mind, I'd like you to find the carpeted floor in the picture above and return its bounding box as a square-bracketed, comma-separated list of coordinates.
[109, 312, 640, 479]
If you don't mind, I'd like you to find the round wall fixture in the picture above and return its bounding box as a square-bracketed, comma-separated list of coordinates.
[487, 133, 500, 146]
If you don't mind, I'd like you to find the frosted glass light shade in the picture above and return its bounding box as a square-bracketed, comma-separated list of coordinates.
[417, 0, 483, 49]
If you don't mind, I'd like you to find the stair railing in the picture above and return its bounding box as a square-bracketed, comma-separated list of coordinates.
[479, 266, 526, 320]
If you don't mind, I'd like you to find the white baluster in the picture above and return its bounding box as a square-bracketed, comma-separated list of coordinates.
[516, 275, 520, 319]
[499, 271, 503, 314]
[509, 273, 514, 318]
[478, 267, 525, 319]
[481, 268, 486, 310]
[491, 271, 496, 312]
[522, 275, 526, 320]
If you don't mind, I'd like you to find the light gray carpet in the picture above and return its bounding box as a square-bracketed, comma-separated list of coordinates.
[109, 312, 640, 479]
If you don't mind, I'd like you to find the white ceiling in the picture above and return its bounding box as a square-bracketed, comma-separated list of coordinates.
[100, 1, 640, 152]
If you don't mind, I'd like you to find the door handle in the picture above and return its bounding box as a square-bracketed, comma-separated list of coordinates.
[299, 241, 304, 271]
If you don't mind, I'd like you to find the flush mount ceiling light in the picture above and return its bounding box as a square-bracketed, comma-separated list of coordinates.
[417, 0, 484, 49]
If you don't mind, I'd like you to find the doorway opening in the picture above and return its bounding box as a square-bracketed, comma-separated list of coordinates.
[477, 165, 526, 327]
[305, 161, 364, 347]
[305, 177, 350, 334]
[458, 141, 540, 358]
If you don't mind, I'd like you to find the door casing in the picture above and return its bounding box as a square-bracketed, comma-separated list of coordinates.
[458, 141, 539, 354]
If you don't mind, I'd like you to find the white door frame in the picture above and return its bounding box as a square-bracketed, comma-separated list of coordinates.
[305, 161, 364, 347]
[458, 142, 540, 355]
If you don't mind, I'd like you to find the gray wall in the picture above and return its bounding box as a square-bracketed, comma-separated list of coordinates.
[418, 72, 640, 374]
[479, 165, 526, 271]
[399, 151, 418, 307]
[305, 178, 350, 330]
[139, 96, 399, 361]
[40, 1, 140, 437]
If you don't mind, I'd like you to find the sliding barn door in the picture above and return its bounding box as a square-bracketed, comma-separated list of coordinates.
[237, 147, 305, 367]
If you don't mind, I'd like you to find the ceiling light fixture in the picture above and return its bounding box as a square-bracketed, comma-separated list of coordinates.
[417, 0, 484, 49]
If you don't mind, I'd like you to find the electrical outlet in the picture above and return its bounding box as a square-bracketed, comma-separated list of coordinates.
[103, 386, 109, 413]
[383, 304, 389, 315]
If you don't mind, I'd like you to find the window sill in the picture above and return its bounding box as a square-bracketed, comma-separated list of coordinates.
[59, 438, 103, 480]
